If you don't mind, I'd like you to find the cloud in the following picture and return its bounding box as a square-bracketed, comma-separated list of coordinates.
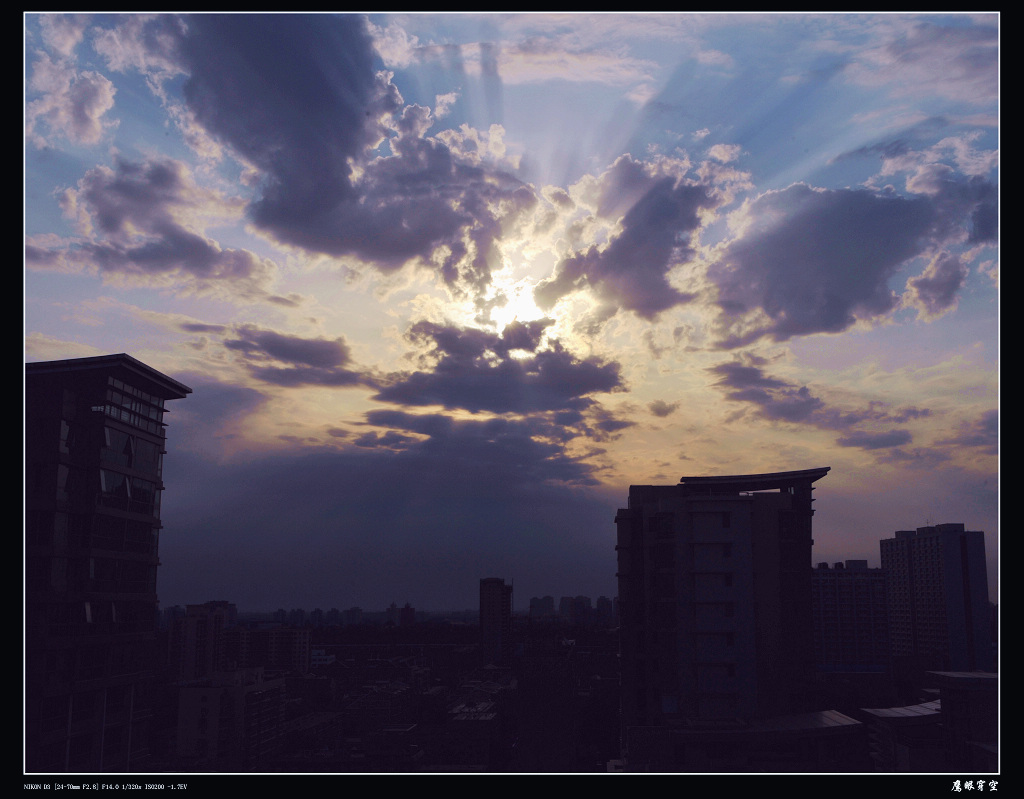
[93, 14, 188, 90]
[39, 14, 89, 58]
[709, 359, 933, 446]
[904, 251, 969, 320]
[223, 326, 352, 369]
[845, 20, 998, 105]
[29, 156, 282, 301]
[710, 361, 824, 423]
[709, 184, 940, 346]
[26, 51, 117, 148]
[535, 156, 715, 320]
[835, 429, 913, 450]
[361, 409, 599, 486]
[218, 324, 366, 388]
[648, 400, 680, 418]
[373, 320, 623, 414]
[936, 409, 998, 456]
[172, 14, 535, 299]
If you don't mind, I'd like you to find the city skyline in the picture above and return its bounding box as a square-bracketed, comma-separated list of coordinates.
[25, 13, 998, 612]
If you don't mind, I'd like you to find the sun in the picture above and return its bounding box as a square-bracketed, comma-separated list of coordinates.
[488, 276, 548, 333]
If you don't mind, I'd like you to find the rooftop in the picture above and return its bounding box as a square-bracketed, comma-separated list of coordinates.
[26, 353, 192, 399]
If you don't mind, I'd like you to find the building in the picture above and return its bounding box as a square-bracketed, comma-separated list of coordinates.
[221, 625, 311, 674]
[176, 601, 238, 680]
[880, 524, 993, 672]
[615, 468, 830, 733]
[25, 354, 191, 772]
[812, 560, 889, 672]
[176, 667, 286, 771]
[479, 578, 513, 665]
[859, 671, 997, 773]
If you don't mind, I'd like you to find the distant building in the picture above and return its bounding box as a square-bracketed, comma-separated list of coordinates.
[812, 561, 889, 671]
[25, 354, 191, 772]
[880, 524, 993, 672]
[529, 595, 555, 620]
[177, 601, 238, 680]
[480, 578, 513, 664]
[221, 625, 311, 674]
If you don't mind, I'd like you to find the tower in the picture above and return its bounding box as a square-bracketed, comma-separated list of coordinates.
[615, 467, 829, 731]
[25, 354, 191, 772]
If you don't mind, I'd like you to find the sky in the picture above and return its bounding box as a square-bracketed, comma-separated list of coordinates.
[24, 13, 998, 612]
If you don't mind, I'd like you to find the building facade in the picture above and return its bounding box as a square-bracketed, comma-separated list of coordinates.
[812, 560, 889, 671]
[615, 468, 830, 733]
[479, 578, 513, 664]
[175, 601, 238, 680]
[26, 354, 191, 772]
[880, 524, 992, 672]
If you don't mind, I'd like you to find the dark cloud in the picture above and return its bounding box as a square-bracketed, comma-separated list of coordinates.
[648, 400, 680, 418]
[710, 184, 938, 347]
[352, 430, 419, 450]
[709, 360, 933, 444]
[178, 14, 534, 298]
[179, 322, 228, 334]
[936, 409, 998, 455]
[221, 324, 366, 388]
[224, 325, 351, 368]
[934, 176, 998, 244]
[872, 447, 953, 468]
[362, 409, 601, 484]
[710, 361, 823, 423]
[536, 158, 714, 319]
[835, 429, 913, 450]
[160, 434, 619, 610]
[373, 320, 623, 414]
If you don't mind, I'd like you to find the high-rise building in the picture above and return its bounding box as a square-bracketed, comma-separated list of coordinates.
[26, 354, 191, 772]
[176, 601, 238, 680]
[812, 560, 889, 671]
[479, 577, 513, 664]
[880, 524, 993, 672]
[615, 468, 830, 729]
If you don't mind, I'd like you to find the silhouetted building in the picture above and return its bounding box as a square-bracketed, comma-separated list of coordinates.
[221, 625, 311, 674]
[859, 670, 997, 773]
[615, 468, 830, 743]
[812, 561, 889, 671]
[177, 601, 238, 680]
[176, 667, 285, 770]
[26, 354, 191, 772]
[529, 595, 555, 621]
[930, 670, 998, 772]
[881, 524, 992, 672]
[480, 578, 513, 664]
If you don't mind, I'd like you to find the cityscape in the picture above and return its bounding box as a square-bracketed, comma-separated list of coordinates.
[24, 13, 997, 778]
[25, 354, 996, 774]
